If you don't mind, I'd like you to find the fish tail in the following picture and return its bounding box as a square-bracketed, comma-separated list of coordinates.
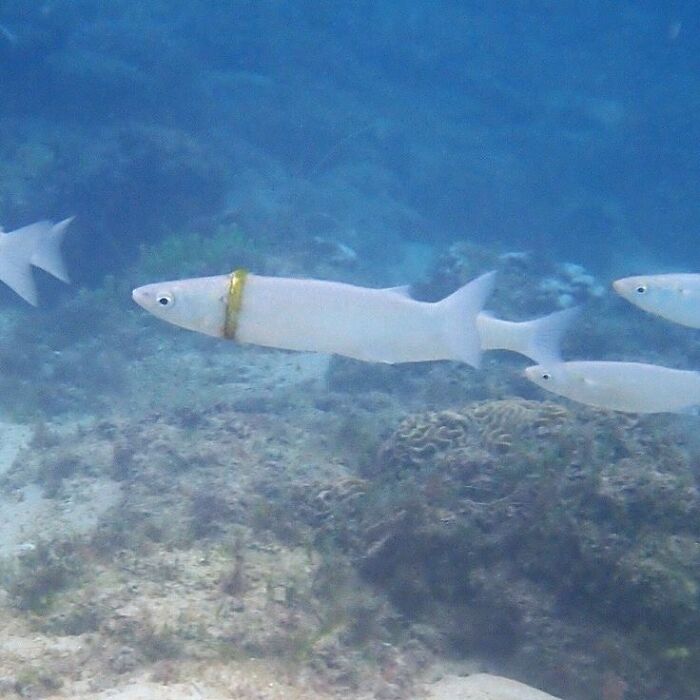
[440, 271, 497, 368]
[31, 217, 73, 284]
[513, 306, 580, 365]
[0, 224, 47, 306]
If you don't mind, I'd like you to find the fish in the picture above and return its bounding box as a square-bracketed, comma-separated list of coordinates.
[524, 360, 700, 413]
[477, 306, 579, 366]
[0, 218, 73, 305]
[132, 269, 575, 366]
[613, 273, 700, 328]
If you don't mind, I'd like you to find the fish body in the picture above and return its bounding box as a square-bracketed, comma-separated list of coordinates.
[236, 273, 495, 364]
[0, 218, 72, 305]
[132, 270, 574, 366]
[134, 271, 495, 366]
[525, 360, 700, 413]
[613, 273, 700, 328]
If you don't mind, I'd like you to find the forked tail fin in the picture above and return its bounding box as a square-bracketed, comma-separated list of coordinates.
[0, 222, 50, 305]
[519, 306, 580, 365]
[440, 271, 497, 368]
[31, 216, 73, 283]
[0, 218, 73, 305]
[477, 306, 580, 364]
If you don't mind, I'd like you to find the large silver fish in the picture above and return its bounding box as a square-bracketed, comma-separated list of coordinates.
[132, 269, 576, 367]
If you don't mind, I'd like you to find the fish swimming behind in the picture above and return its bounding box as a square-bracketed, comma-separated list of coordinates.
[132, 269, 575, 366]
[613, 273, 700, 328]
[525, 360, 700, 413]
[0, 218, 73, 305]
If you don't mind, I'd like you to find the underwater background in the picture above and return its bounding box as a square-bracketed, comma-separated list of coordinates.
[1, 2, 700, 699]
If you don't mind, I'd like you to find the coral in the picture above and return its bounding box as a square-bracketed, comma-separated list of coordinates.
[466, 399, 570, 448]
[309, 477, 369, 525]
[378, 409, 473, 470]
[316, 400, 700, 700]
[377, 399, 570, 471]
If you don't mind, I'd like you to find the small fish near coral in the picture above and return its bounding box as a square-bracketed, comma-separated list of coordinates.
[524, 360, 700, 414]
[0, 218, 73, 305]
[132, 269, 577, 367]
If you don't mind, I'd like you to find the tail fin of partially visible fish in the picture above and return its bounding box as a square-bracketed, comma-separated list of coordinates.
[0, 218, 72, 305]
[477, 306, 580, 365]
[0, 222, 49, 306]
[31, 217, 73, 283]
[440, 271, 498, 368]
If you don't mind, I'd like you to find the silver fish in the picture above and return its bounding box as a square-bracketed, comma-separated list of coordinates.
[613, 273, 700, 329]
[525, 360, 700, 413]
[133, 270, 575, 366]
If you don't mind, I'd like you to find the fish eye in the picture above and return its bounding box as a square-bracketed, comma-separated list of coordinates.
[635, 285, 647, 294]
[157, 293, 174, 307]
[541, 372, 551, 381]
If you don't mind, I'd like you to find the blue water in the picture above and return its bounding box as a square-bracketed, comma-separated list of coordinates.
[2, 3, 700, 699]
[2, 1, 700, 281]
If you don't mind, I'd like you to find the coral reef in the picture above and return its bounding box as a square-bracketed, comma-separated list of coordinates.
[314, 400, 700, 700]
[0, 314, 699, 699]
[376, 399, 570, 471]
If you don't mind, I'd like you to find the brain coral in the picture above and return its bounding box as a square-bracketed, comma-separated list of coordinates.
[377, 399, 571, 471]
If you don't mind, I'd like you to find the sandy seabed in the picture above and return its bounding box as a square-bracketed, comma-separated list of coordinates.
[0, 359, 561, 700]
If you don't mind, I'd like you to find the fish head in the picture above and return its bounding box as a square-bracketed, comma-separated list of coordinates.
[132, 275, 229, 338]
[613, 274, 652, 298]
[524, 363, 570, 394]
[613, 274, 679, 316]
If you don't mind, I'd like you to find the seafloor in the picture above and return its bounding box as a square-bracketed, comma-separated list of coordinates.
[0, 239, 699, 700]
[0, 342, 503, 700]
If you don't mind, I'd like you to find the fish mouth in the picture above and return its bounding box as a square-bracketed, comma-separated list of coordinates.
[131, 286, 148, 308]
[612, 280, 623, 293]
[523, 365, 538, 380]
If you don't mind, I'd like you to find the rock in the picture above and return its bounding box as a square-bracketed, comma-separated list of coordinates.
[426, 673, 562, 700]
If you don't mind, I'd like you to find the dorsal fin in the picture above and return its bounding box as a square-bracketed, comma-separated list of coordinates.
[439, 271, 497, 368]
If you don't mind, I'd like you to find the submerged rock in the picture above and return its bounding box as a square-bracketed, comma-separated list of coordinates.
[427, 673, 562, 700]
